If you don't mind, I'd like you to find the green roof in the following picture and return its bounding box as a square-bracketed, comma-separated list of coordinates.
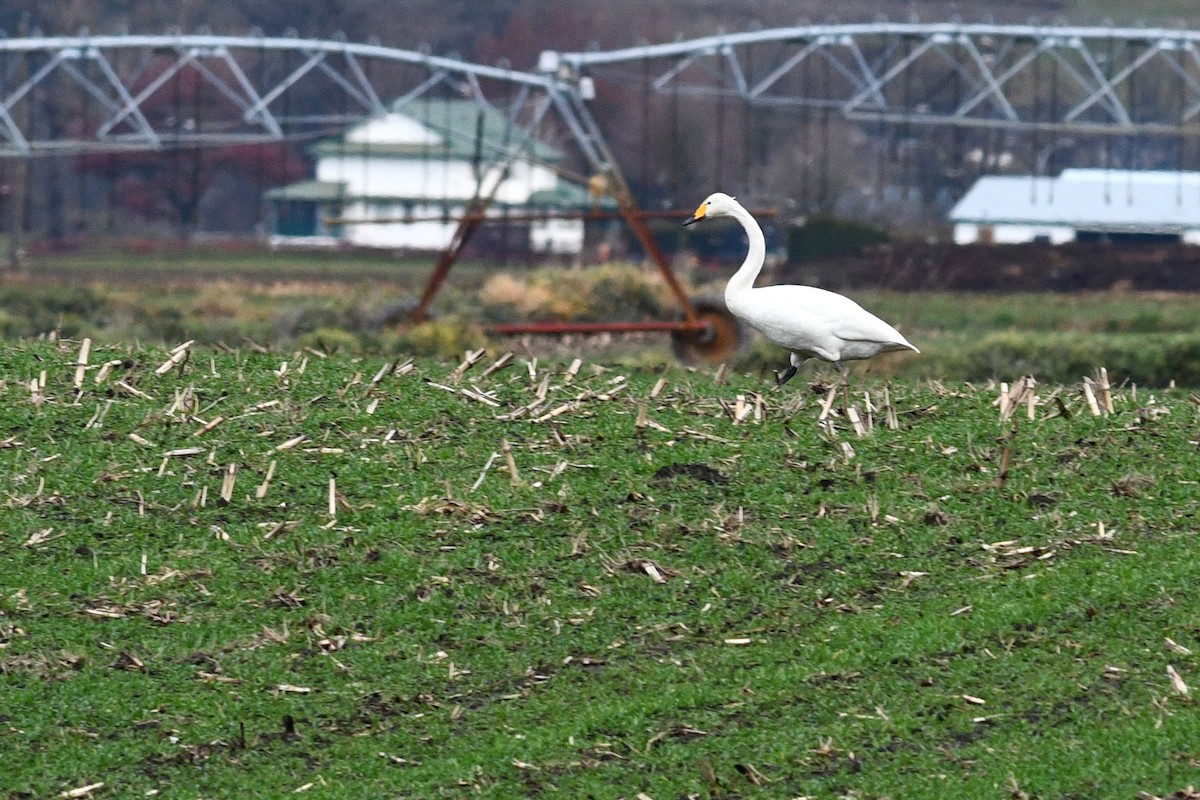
[528, 183, 616, 209]
[264, 176, 615, 209]
[310, 98, 565, 164]
[264, 180, 346, 201]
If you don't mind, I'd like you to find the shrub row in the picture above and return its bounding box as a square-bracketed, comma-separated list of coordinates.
[933, 331, 1200, 387]
[7, 274, 1200, 386]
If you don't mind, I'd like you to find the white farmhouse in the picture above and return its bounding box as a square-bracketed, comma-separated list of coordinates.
[949, 169, 1200, 245]
[267, 98, 595, 254]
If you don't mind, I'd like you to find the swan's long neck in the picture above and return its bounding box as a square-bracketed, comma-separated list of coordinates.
[722, 203, 767, 303]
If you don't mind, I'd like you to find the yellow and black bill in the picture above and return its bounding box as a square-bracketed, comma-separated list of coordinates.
[682, 201, 707, 226]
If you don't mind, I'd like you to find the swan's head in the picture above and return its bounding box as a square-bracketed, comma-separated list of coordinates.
[683, 192, 740, 226]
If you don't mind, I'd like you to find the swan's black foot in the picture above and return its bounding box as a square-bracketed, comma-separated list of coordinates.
[775, 365, 798, 386]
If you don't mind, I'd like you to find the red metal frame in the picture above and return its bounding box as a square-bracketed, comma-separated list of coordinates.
[404, 97, 774, 341]
[409, 186, 700, 328]
[407, 200, 778, 337]
[409, 215, 484, 323]
[490, 319, 709, 336]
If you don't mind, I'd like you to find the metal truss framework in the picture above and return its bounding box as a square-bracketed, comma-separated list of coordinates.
[550, 22, 1200, 136]
[0, 34, 667, 269]
[3, 22, 1199, 159]
[4, 23, 1200, 158]
[0, 33, 590, 159]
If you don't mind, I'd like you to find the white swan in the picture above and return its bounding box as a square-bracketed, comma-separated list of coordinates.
[684, 192, 919, 384]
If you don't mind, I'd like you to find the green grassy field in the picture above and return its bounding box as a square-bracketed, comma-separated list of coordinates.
[2, 340, 1198, 799]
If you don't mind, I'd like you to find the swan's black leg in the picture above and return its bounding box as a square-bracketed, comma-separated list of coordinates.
[776, 364, 798, 385]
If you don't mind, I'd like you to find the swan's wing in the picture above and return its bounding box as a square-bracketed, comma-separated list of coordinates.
[731, 286, 916, 359]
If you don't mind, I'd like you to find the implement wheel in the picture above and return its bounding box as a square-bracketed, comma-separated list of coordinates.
[671, 294, 744, 364]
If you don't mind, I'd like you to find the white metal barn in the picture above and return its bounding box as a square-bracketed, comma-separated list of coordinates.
[267, 98, 593, 254]
[949, 169, 1200, 246]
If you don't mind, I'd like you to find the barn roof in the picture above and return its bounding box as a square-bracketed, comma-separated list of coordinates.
[264, 179, 346, 202]
[950, 169, 1200, 233]
[310, 98, 566, 163]
[264, 180, 606, 209]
